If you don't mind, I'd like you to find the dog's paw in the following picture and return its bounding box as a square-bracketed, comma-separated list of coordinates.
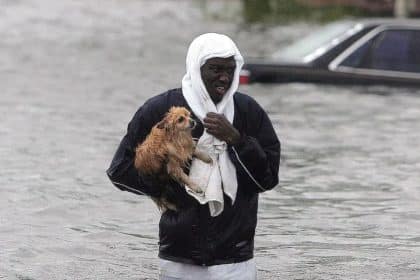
[191, 189, 204, 196]
[187, 184, 203, 195]
[202, 155, 213, 165]
[194, 149, 213, 165]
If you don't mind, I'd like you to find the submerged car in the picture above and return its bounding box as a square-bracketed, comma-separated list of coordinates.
[240, 19, 420, 86]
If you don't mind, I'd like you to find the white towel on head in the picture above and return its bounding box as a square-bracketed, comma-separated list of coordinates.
[181, 33, 244, 217]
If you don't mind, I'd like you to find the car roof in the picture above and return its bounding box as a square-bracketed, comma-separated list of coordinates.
[356, 18, 420, 28]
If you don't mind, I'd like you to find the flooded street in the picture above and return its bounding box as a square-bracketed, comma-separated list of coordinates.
[1, 0, 420, 279]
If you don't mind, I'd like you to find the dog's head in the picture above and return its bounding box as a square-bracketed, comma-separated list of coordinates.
[157, 107, 195, 132]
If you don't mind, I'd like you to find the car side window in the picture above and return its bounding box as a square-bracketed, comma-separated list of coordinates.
[340, 38, 373, 68]
[407, 31, 420, 72]
[367, 30, 411, 72]
[340, 29, 420, 73]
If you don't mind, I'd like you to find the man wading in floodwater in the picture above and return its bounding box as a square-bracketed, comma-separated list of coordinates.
[107, 33, 280, 280]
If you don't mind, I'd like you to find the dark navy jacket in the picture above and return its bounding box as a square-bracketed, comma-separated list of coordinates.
[106, 88, 280, 266]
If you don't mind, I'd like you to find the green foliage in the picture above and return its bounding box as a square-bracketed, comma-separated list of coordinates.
[242, 0, 272, 23]
[242, 0, 387, 23]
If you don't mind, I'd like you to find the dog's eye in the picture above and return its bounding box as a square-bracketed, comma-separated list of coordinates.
[178, 117, 185, 123]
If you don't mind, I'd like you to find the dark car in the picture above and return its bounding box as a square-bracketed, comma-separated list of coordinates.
[240, 19, 420, 86]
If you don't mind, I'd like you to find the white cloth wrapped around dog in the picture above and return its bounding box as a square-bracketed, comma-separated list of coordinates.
[181, 33, 244, 217]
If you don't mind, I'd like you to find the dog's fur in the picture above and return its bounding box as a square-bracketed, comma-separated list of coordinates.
[134, 106, 212, 211]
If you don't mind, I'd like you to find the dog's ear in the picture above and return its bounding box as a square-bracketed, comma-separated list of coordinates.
[157, 119, 166, 129]
[157, 119, 172, 132]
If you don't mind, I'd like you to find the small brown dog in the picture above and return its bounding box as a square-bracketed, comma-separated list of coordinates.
[134, 106, 212, 211]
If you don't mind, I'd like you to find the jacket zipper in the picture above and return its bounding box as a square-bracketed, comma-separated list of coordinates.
[231, 147, 267, 192]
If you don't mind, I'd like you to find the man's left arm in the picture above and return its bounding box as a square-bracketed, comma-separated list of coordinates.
[229, 107, 280, 193]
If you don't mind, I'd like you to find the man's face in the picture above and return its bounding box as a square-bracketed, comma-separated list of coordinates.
[200, 56, 236, 104]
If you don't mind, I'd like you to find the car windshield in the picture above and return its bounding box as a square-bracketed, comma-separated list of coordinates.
[272, 21, 360, 63]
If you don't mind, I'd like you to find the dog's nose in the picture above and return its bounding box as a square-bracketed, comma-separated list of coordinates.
[189, 119, 196, 129]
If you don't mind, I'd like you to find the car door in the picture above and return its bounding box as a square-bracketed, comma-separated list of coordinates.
[329, 26, 420, 85]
